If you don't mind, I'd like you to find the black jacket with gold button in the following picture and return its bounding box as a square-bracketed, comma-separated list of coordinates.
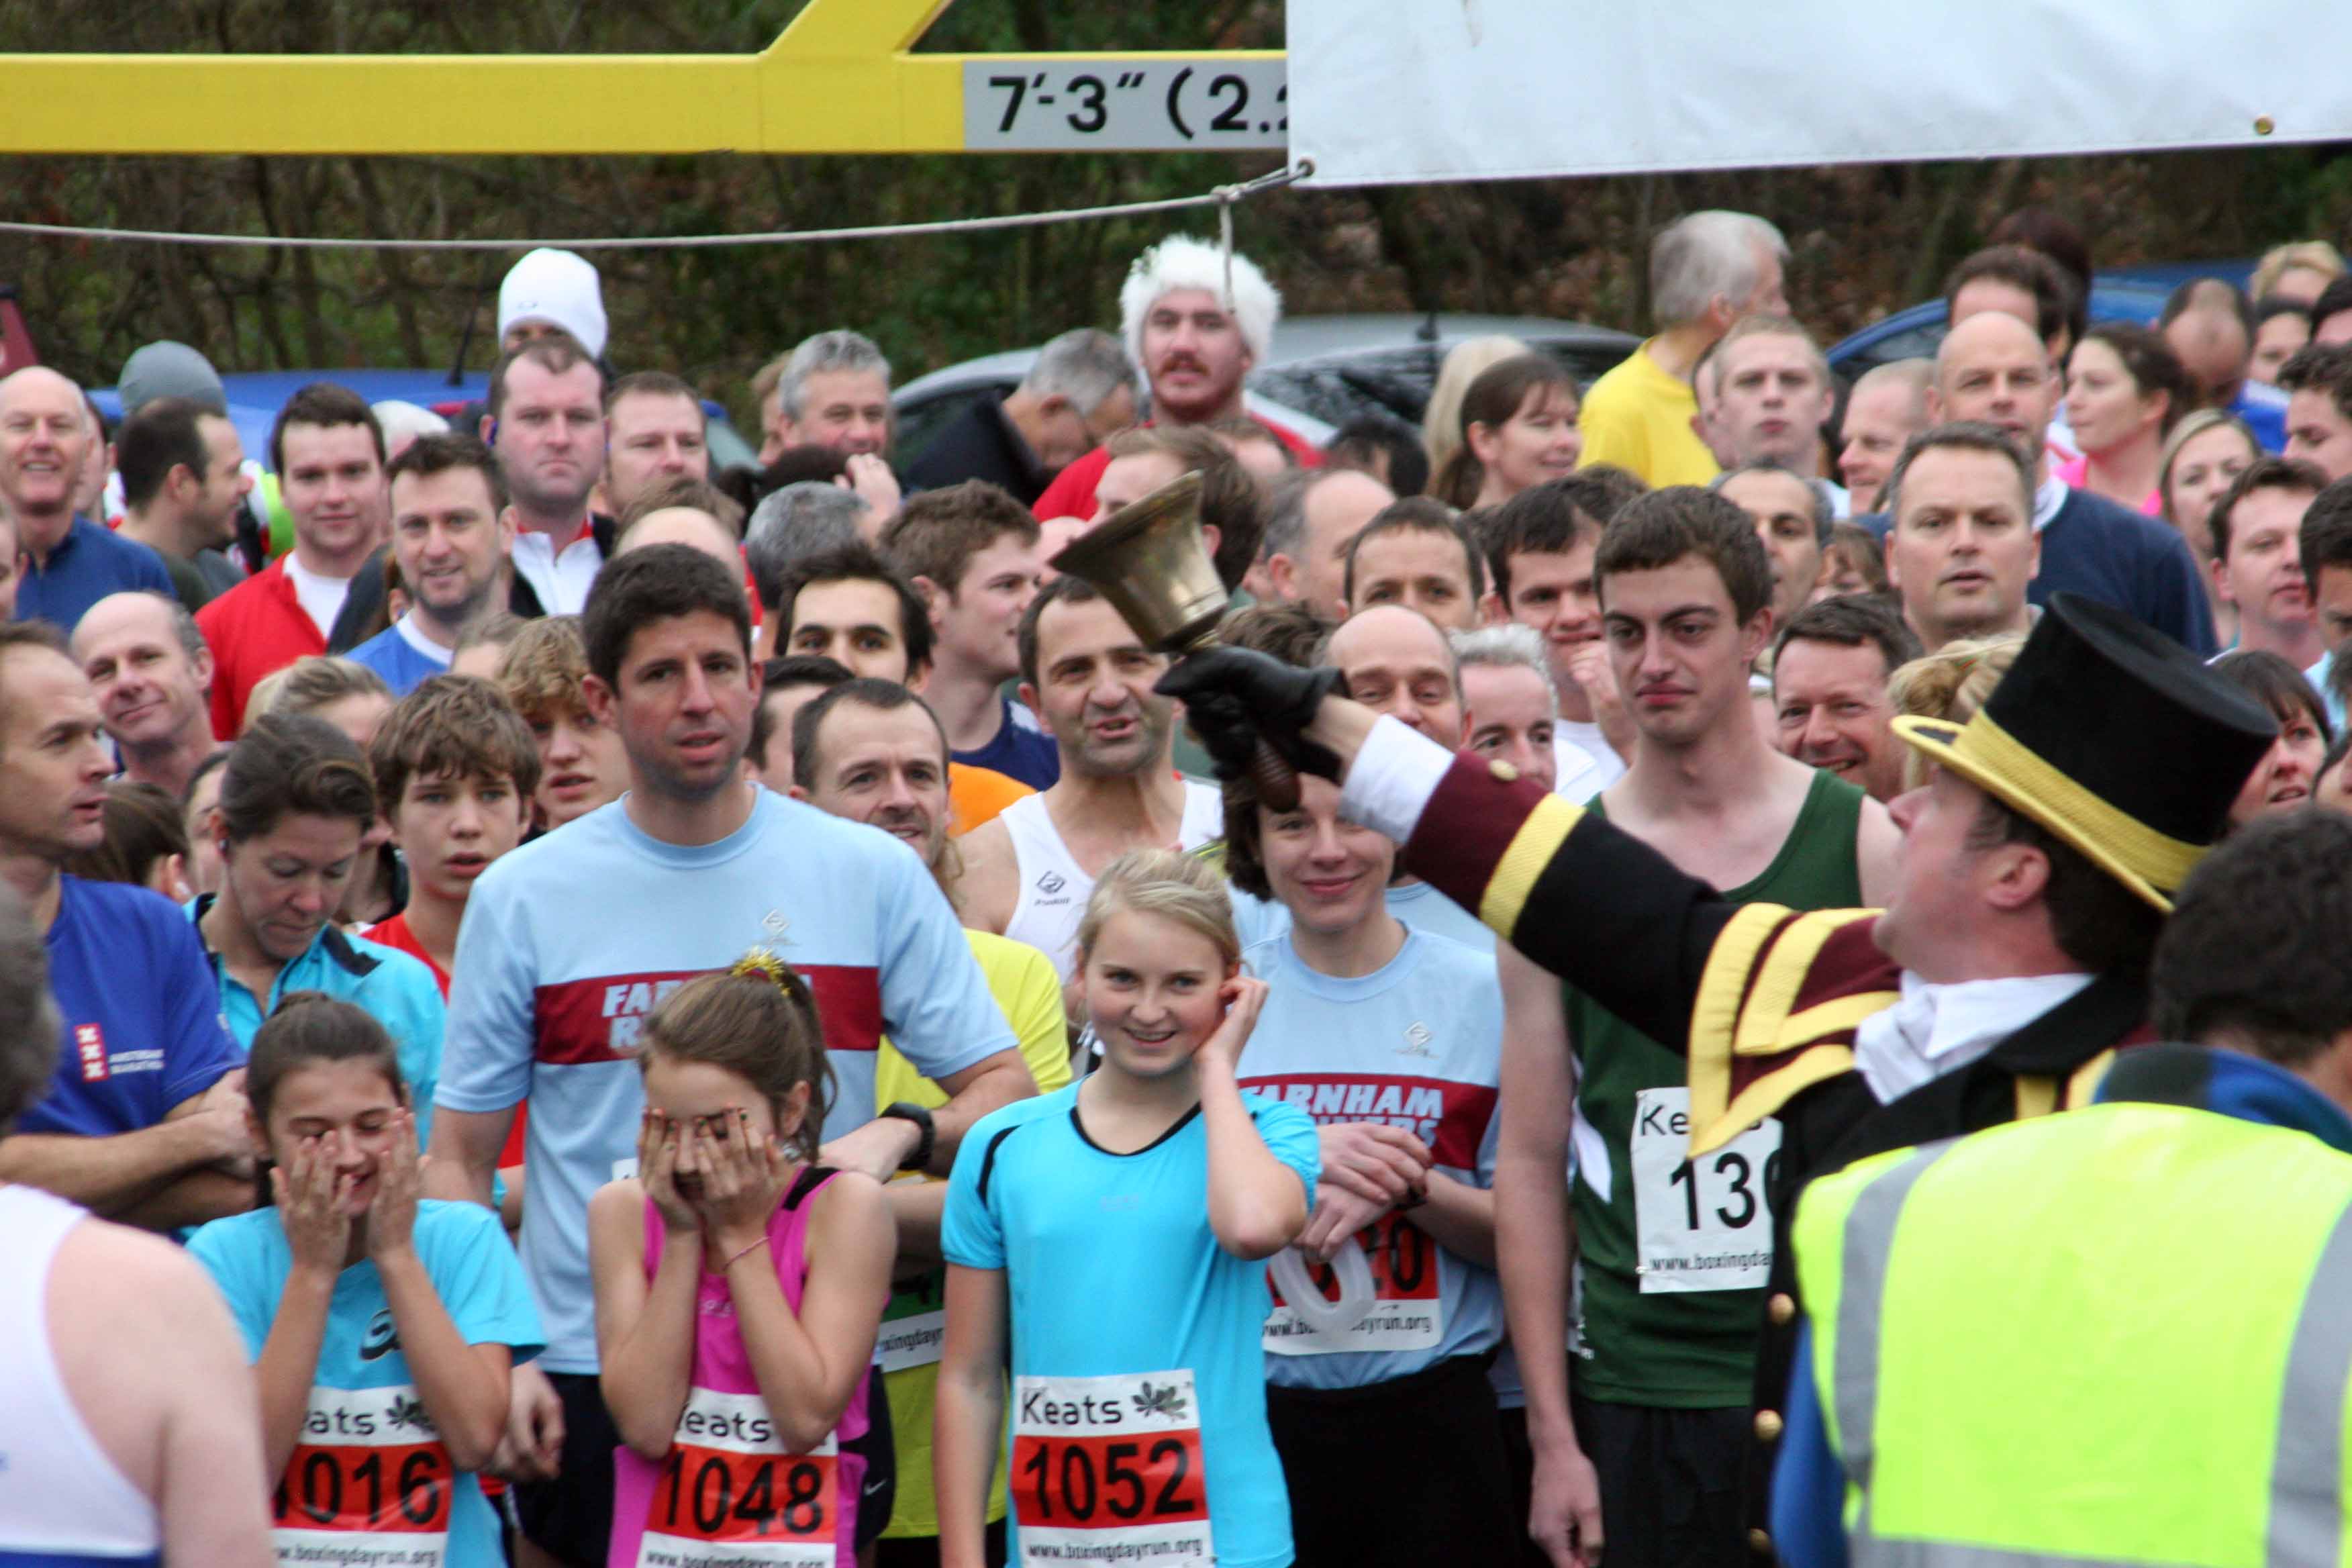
[1400, 754, 2149, 1547]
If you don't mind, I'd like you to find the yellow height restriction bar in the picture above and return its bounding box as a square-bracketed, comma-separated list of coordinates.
[0, 0, 1284, 156]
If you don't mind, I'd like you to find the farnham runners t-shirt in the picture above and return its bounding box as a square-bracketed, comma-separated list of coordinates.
[437, 787, 1016, 1373]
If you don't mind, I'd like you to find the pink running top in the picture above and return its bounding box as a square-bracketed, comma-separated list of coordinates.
[608, 1166, 869, 1568]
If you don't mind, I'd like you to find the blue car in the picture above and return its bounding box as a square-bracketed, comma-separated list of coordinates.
[1824, 260, 2259, 385]
[91, 366, 756, 475]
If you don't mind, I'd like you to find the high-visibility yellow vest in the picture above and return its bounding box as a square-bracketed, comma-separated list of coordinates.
[1791, 1101, 2352, 1567]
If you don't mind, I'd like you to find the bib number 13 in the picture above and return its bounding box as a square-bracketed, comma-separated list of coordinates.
[1630, 1087, 1781, 1293]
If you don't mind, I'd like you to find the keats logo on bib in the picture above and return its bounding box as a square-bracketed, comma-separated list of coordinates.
[1034, 871, 1066, 897]
[534, 967, 886, 1065]
[1240, 1072, 1498, 1171]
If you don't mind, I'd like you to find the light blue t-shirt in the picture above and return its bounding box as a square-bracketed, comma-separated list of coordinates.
[438, 788, 1014, 1373]
[193, 899, 447, 1149]
[1238, 928, 1507, 1391]
[189, 1199, 544, 1568]
[1231, 876, 1496, 956]
[942, 1084, 1319, 1568]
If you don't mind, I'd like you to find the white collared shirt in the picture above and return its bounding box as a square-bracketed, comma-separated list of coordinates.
[1852, 969, 2095, 1105]
[510, 524, 603, 616]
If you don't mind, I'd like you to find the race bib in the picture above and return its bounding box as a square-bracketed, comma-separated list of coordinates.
[877, 1268, 947, 1373]
[1011, 1370, 1213, 1566]
[1263, 1210, 1444, 1353]
[273, 1385, 452, 1568]
[1630, 1087, 1781, 1293]
[640, 1387, 838, 1568]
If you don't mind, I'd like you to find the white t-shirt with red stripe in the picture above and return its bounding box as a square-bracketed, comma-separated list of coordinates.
[438, 788, 1013, 1373]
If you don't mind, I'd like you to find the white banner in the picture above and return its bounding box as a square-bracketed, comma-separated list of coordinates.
[1287, 1, 2352, 187]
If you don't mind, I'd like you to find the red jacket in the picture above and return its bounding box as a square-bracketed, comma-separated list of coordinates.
[195, 557, 326, 738]
[1031, 414, 1322, 522]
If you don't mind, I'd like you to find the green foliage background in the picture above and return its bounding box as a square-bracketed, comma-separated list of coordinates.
[4, 0, 2349, 426]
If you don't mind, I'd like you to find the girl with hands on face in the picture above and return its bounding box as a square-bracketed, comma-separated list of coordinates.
[187, 994, 544, 1568]
[591, 952, 895, 1568]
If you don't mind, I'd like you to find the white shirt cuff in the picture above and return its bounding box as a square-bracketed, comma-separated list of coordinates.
[1339, 716, 1457, 844]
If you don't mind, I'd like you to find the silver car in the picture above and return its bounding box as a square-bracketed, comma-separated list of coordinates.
[892, 312, 1640, 465]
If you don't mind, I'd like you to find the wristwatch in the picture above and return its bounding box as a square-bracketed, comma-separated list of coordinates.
[878, 1101, 936, 1173]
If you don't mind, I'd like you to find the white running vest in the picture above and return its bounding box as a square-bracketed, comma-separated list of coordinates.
[1000, 781, 1226, 980]
[0, 1184, 162, 1562]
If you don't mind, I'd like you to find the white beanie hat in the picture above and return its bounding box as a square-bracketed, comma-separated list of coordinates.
[498, 248, 608, 360]
[1119, 235, 1281, 369]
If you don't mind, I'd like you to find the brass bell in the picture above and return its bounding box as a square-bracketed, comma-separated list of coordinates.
[1047, 472, 1230, 654]
[1050, 471, 1302, 810]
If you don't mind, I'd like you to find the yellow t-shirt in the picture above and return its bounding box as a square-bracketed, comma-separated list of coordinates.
[1575, 338, 1722, 487]
[875, 928, 1073, 1538]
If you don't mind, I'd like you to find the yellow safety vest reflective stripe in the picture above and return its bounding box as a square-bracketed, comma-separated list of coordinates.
[1792, 1102, 2352, 1567]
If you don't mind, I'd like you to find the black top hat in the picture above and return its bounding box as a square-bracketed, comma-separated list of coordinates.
[1892, 594, 2277, 911]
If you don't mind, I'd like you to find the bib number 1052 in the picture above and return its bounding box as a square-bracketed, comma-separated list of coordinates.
[1012, 1371, 1214, 1567]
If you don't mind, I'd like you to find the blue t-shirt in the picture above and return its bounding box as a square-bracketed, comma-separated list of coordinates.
[193, 897, 447, 1149]
[439, 788, 1014, 1373]
[941, 1084, 1319, 1568]
[15, 517, 176, 634]
[1238, 928, 1507, 1391]
[346, 618, 450, 696]
[953, 696, 1061, 791]
[18, 877, 241, 1137]
[188, 1200, 544, 1568]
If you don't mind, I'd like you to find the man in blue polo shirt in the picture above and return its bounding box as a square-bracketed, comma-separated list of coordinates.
[1, 369, 175, 633]
[0, 622, 250, 1231]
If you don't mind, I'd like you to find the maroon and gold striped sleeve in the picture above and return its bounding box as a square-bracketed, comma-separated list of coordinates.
[1398, 755, 1741, 1050]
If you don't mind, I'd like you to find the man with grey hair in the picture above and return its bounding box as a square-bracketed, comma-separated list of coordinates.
[1838, 358, 1934, 513]
[1578, 209, 1790, 488]
[744, 480, 867, 656]
[756, 328, 900, 525]
[72, 591, 219, 797]
[1454, 621, 1561, 791]
[907, 327, 1140, 505]
[2, 368, 176, 632]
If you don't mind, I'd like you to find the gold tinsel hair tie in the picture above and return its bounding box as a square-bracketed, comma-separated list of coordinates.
[729, 948, 812, 1009]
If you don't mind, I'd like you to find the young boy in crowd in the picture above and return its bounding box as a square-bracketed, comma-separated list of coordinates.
[365, 673, 540, 1228]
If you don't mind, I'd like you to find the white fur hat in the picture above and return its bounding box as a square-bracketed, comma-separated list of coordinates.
[1119, 234, 1281, 370]
[497, 248, 608, 360]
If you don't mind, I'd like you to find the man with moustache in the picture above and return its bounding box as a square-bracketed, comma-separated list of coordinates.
[72, 592, 220, 798]
[1031, 236, 1318, 523]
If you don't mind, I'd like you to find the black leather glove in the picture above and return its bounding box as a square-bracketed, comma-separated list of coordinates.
[1156, 645, 1347, 783]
